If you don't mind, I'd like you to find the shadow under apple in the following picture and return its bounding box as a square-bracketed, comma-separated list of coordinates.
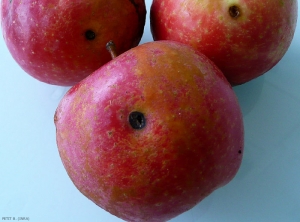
[233, 75, 265, 117]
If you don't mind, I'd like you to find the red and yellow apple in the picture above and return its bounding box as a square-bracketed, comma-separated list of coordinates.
[150, 0, 298, 85]
[1, 0, 146, 86]
[54, 40, 244, 221]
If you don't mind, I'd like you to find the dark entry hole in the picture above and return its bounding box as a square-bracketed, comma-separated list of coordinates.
[85, 30, 96, 40]
[129, 111, 146, 130]
[229, 5, 241, 19]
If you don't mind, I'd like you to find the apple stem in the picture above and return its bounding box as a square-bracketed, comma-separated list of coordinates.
[106, 41, 118, 59]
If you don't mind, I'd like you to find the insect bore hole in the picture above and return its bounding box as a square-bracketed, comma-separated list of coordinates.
[229, 5, 241, 19]
[85, 30, 96, 40]
[129, 111, 146, 130]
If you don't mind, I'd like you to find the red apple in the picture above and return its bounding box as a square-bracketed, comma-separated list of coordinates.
[150, 0, 298, 85]
[1, 0, 146, 86]
[54, 40, 244, 221]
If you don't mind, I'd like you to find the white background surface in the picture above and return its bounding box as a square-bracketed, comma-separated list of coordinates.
[1, 1, 300, 222]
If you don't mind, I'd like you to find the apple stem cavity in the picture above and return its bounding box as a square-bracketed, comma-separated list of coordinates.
[106, 41, 118, 59]
[229, 5, 241, 19]
[129, 111, 146, 130]
[85, 30, 96, 40]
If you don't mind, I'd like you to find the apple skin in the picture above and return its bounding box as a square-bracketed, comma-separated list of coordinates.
[54, 40, 244, 222]
[0, 0, 146, 86]
[150, 0, 298, 85]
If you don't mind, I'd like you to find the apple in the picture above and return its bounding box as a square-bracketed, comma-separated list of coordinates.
[54, 40, 244, 221]
[150, 0, 298, 85]
[1, 0, 146, 86]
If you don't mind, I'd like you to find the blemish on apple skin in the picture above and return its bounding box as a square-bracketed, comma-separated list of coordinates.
[155, 202, 162, 207]
[238, 150, 242, 154]
[107, 131, 113, 137]
[54, 111, 58, 123]
[279, 0, 284, 7]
